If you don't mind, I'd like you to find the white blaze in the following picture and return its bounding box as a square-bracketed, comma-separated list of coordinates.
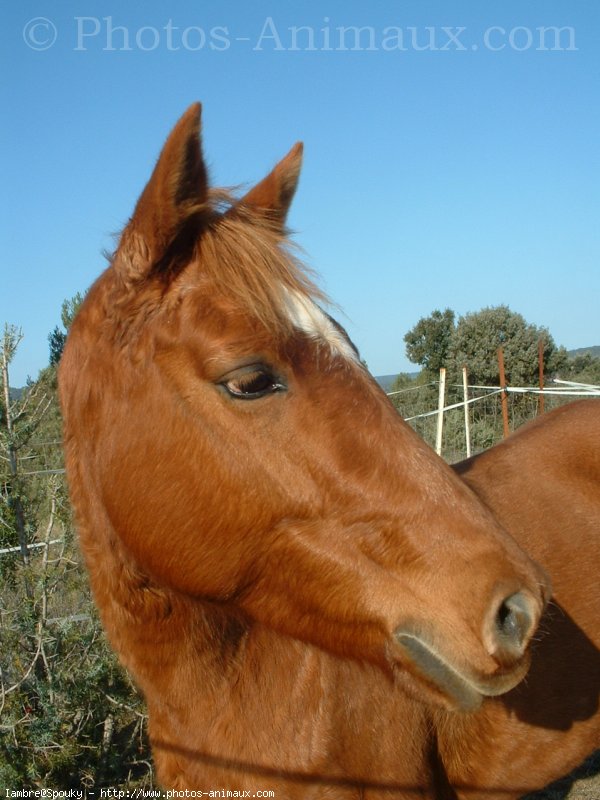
[280, 287, 359, 363]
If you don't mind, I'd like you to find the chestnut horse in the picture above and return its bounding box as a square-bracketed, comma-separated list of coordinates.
[443, 401, 600, 796]
[59, 104, 599, 798]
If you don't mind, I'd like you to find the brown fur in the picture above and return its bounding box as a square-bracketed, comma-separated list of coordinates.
[59, 104, 598, 798]
[442, 401, 600, 798]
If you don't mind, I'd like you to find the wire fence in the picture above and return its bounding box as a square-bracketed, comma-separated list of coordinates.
[388, 376, 600, 463]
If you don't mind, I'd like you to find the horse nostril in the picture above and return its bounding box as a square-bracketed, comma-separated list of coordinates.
[492, 591, 537, 660]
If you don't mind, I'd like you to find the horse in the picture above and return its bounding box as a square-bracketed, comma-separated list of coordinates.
[58, 104, 599, 798]
[442, 402, 600, 797]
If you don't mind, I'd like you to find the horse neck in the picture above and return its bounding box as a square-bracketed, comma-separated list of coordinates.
[79, 508, 440, 790]
[129, 595, 437, 789]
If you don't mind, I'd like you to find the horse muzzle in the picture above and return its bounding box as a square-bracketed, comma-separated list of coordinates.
[394, 585, 549, 711]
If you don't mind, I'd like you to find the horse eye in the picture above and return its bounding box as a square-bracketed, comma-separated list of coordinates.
[221, 366, 285, 400]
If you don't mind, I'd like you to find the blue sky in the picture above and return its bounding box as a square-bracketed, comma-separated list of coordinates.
[2, 1, 599, 386]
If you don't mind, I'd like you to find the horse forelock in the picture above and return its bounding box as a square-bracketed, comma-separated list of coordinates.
[106, 191, 359, 364]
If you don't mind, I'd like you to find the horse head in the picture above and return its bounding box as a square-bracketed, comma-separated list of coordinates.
[60, 104, 551, 715]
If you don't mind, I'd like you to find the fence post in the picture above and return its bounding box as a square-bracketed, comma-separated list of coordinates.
[497, 347, 510, 439]
[435, 368, 446, 456]
[462, 366, 471, 458]
[538, 339, 545, 416]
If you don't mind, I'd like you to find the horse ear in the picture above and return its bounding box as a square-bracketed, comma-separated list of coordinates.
[235, 142, 303, 229]
[115, 102, 209, 282]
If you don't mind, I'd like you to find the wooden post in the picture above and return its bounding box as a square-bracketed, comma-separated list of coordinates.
[497, 347, 510, 439]
[435, 368, 446, 456]
[462, 366, 471, 458]
[538, 339, 545, 416]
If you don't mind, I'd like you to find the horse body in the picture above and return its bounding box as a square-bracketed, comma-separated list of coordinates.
[59, 104, 598, 798]
[440, 402, 600, 798]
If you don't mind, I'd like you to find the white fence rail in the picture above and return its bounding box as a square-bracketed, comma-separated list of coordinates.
[387, 375, 599, 459]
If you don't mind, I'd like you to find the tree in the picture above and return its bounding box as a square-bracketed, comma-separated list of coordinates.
[47, 292, 84, 366]
[1, 324, 48, 569]
[61, 292, 84, 330]
[448, 305, 566, 386]
[561, 352, 600, 385]
[404, 308, 455, 374]
[48, 327, 66, 367]
[1, 321, 154, 790]
[398, 306, 576, 458]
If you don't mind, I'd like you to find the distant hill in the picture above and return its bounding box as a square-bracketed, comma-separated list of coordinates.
[375, 374, 399, 391]
[568, 346, 600, 359]
[375, 373, 418, 391]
